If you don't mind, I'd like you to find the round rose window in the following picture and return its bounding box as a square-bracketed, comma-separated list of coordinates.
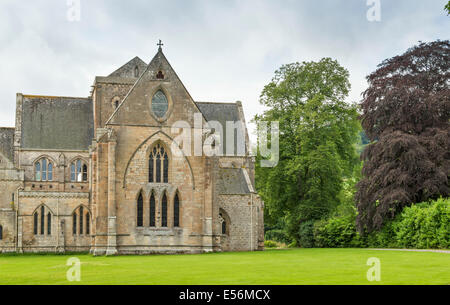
[151, 90, 168, 118]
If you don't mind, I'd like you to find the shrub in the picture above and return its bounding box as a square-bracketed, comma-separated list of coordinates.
[366, 220, 398, 248]
[287, 197, 449, 249]
[314, 216, 363, 248]
[264, 240, 278, 248]
[359, 197, 449, 249]
[394, 197, 449, 249]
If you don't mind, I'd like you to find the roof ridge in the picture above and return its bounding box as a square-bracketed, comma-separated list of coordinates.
[23, 95, 90, 100]
[195, 101, 237, 105]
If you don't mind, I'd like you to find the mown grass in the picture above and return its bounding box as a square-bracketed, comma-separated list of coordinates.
[0, 248, 448, 285]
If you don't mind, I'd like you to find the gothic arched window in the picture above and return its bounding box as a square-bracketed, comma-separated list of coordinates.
[222, 220, 227, 235]
[34, 212, 39, 235]
[219, 210, 230, 236]
[149, 144, 169, 183]
[112, 97, 121, 109]
[35, 158, 53, 181]
[48, 163, 53, 181]
[86, 213, 90, 235]
[156, 151, 161, 182]
[163, 153, 168, 183]
[156, 71, 164, 79]
[174, 193, 180, 227]
[79, 206, 84, 235]
[40, 206, 45, 235]
[71, 159, 88, 182]
[0, 225, 3, 240]
[150, 193, 156, 227]
[137, 192, 143, 227]
[73, 213, 77, 235]
[33, 205, 52, 236]
[151, 90, 168, 118]
[149, 150, 154, 183]
[161, 193, 167, 227]
[35, 162, 40, 180]
[47, 212, 52, 235]
[82, 164, 88, 182]
[72, 206, 91, 236]
[134, 66, 139, 77]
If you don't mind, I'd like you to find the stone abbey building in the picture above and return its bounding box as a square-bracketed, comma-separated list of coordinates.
[0, 46, 264, 254]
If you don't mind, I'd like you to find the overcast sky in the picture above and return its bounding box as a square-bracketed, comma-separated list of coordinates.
[0, 0, 448, 137]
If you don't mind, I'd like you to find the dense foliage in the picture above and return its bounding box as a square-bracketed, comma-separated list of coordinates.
[266, 198, 449, 249]
[255, 58, 360, 245]
[446, 1, 450, 15]
[313, 198, 449, 249]
[314, 216, 363, 248]
[394, 198, 449, 249]
[356, 41, 450, 232]
[298, 220, 315, 248]
[264, 227, 290, 245]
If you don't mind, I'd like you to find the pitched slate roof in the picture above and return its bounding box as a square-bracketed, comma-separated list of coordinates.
[195, 102, 246, 155]
[217, 168, 251, 194]
[195, 102, 241, 125]
[0, 127, 15, 161]
[108, 56, 148, 78]
[21, 96, 94, 150]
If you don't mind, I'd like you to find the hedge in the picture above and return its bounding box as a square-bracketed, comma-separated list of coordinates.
[393, 198, 449, 249]
[312, 197, 449, 249]
[266, 197, 449, 249]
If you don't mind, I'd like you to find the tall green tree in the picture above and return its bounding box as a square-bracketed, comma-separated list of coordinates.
[356, 41, 450, 233]
[445, 1, 450, 15]
[255, 58, 360, 244]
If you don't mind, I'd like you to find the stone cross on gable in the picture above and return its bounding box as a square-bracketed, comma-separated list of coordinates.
[157, 40, 164, 50]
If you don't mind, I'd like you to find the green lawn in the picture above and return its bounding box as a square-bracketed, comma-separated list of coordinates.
[0, 249, 448, 285]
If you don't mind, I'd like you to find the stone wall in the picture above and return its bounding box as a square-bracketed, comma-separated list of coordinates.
[0, 150, 23, 253]
[93, 80, 134, 129]
[114, 130, 208, 253]
[217, 194, 263, 251]
[18, 192, 90, 253]
[0, 210, 16, 252]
